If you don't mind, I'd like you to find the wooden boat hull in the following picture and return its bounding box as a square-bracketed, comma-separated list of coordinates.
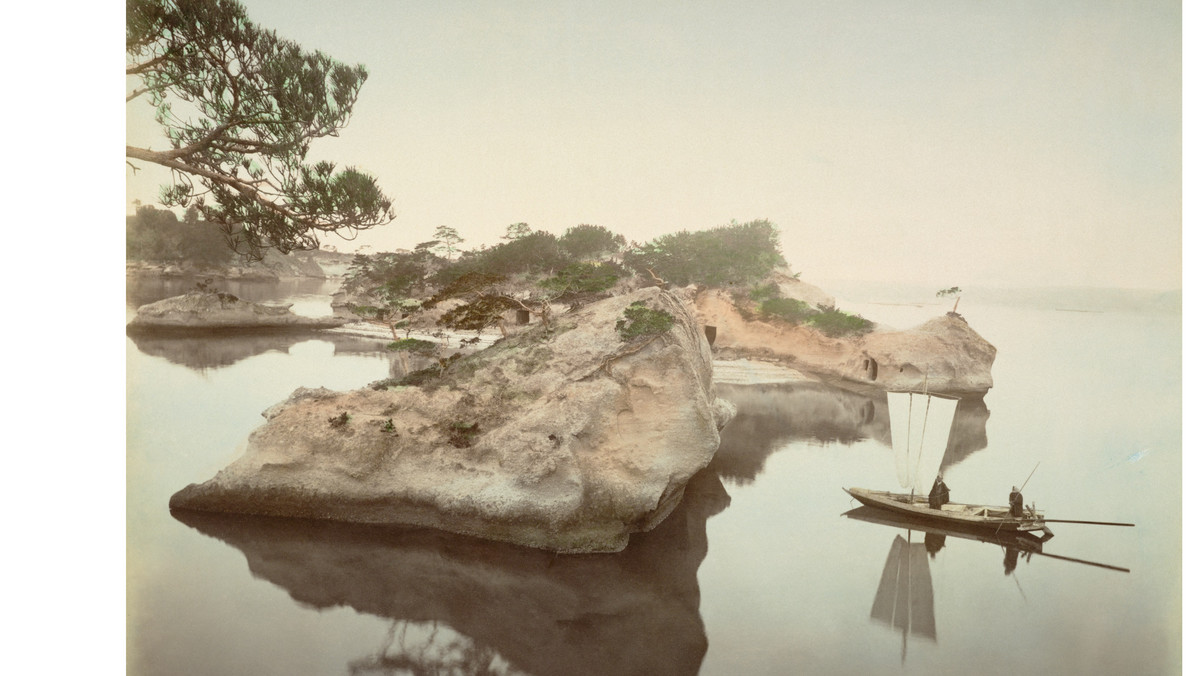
[843, 506, 1047, 551]
[844, 487, 1049, 535]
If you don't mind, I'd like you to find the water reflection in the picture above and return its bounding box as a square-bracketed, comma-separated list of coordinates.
[871, 533, 936, 660]
[127, 332, 397, 372]
[127, 275, 337, 310]
[349, 620, 525, 675]
[712, 383, 989, 485]
[846, 505, 1047, 664]
[171, 467, 730, 676]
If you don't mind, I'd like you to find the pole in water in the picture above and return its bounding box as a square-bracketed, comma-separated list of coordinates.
[1041, 519, 1136, 527]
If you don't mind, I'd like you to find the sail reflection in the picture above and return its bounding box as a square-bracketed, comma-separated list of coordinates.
[712, 383, 989, 485]
[848, 505, 1047, 664]
[172, 467, 729, 676]
[871, 534, 936, 657]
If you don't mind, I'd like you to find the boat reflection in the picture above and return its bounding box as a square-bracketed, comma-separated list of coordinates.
[712, 383, 989, 485]
[871, 532, 936, 660]
[847, 505, 1048, 663]
[171, 466, 729, 676]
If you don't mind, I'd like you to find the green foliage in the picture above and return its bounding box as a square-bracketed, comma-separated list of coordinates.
[328, 411, 350, 428]
[624, 219, 786, 286]
[437, 295, 518, 333]
[380, 418, 396, 433]
[433, 226, 465, 259]
[345, 250, 434, 337]
[760, 297, 813, 322]
[436, 231, 567, 283]
[937, 286, 962, 298]
[127, 205, 236, 265]
[615, 301, 675, 341]
[347, 251, 434, 300]
[752, 290, 875, 337]
[504, 222, 532, 240]
[559, 224, 626, 259]
[422, 272, 521, 334]
[538, 261, 627, 299]
[749, 282, 781, 302]
[127, 0, 393, 259]
[387, 338, 438, 355]
[805, 305, 875, 337]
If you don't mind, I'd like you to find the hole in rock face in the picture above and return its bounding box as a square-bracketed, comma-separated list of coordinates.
[864, 357, 878, 381]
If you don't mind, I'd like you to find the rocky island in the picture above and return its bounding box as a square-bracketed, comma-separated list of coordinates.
[153, 219, 998, 554]
[170, 287, 736, 553]
[690, 282, 996, 397]
[126, 290, 350, 332]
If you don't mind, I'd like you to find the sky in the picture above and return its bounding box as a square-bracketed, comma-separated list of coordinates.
[125, 0, 1183, 291]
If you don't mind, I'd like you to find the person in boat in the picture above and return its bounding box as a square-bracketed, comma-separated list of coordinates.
[1009, 486, 1024, 518]
[929, 475, 950, 510]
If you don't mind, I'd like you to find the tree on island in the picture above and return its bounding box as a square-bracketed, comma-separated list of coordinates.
[126, 0, 394, 259]
[559, 224, 627, 260]
[127, 204, 235, 266]
[937, 286, 963, 313]
[624, 220, 785, 287]
[433, 226, 465, 260]
[424, 273, 520, 337]
[504, 222, 532, 240]
[344, 249, 436, 339]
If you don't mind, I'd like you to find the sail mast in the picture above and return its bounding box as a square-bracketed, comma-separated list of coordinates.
[888, 388, 959, 495]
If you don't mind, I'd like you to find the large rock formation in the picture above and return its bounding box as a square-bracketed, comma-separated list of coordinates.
[845, 313, 997, 395]
[170, 287, 736, 553]
[692, 289, 996, 397]
[127, 291, 349, 332]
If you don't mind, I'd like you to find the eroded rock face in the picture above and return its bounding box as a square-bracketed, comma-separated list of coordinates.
[170, 287, 736, 553]
[126, 291, 348, 331]
[692, 290, 995, 397]
[847, 314, 996, 395]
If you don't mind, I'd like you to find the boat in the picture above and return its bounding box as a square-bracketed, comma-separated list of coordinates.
[845, 389, 1053, 538]
[843, 504, 1047, 551]
[844, 487, 1052, 536]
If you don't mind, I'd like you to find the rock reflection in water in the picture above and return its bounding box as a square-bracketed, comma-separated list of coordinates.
[171, 467, 730, 676]
[711, 383, 989, 485]
[127, 332, 395, 372]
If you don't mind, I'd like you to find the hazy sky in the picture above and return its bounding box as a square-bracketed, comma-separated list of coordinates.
[125, 0, 1182, 290]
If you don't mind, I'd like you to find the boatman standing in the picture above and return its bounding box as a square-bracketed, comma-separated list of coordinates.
[929, 475, 950, 510]
[1009, 486, 1024, 517]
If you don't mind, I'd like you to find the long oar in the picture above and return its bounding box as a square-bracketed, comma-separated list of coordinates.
[1033, 550, 1131, 573]
[1041, 518, 1135, 527]
[1018, 462, 1040, 493]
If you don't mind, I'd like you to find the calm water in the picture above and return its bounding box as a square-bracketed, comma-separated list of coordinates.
[126, 280, 1182, 675]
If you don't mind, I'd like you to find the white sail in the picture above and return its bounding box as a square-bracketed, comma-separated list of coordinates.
[888, 391, 959, 495]
[887, 391, 914, 488]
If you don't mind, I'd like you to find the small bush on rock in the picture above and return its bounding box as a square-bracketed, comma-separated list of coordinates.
[615, 301, 675, 341]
